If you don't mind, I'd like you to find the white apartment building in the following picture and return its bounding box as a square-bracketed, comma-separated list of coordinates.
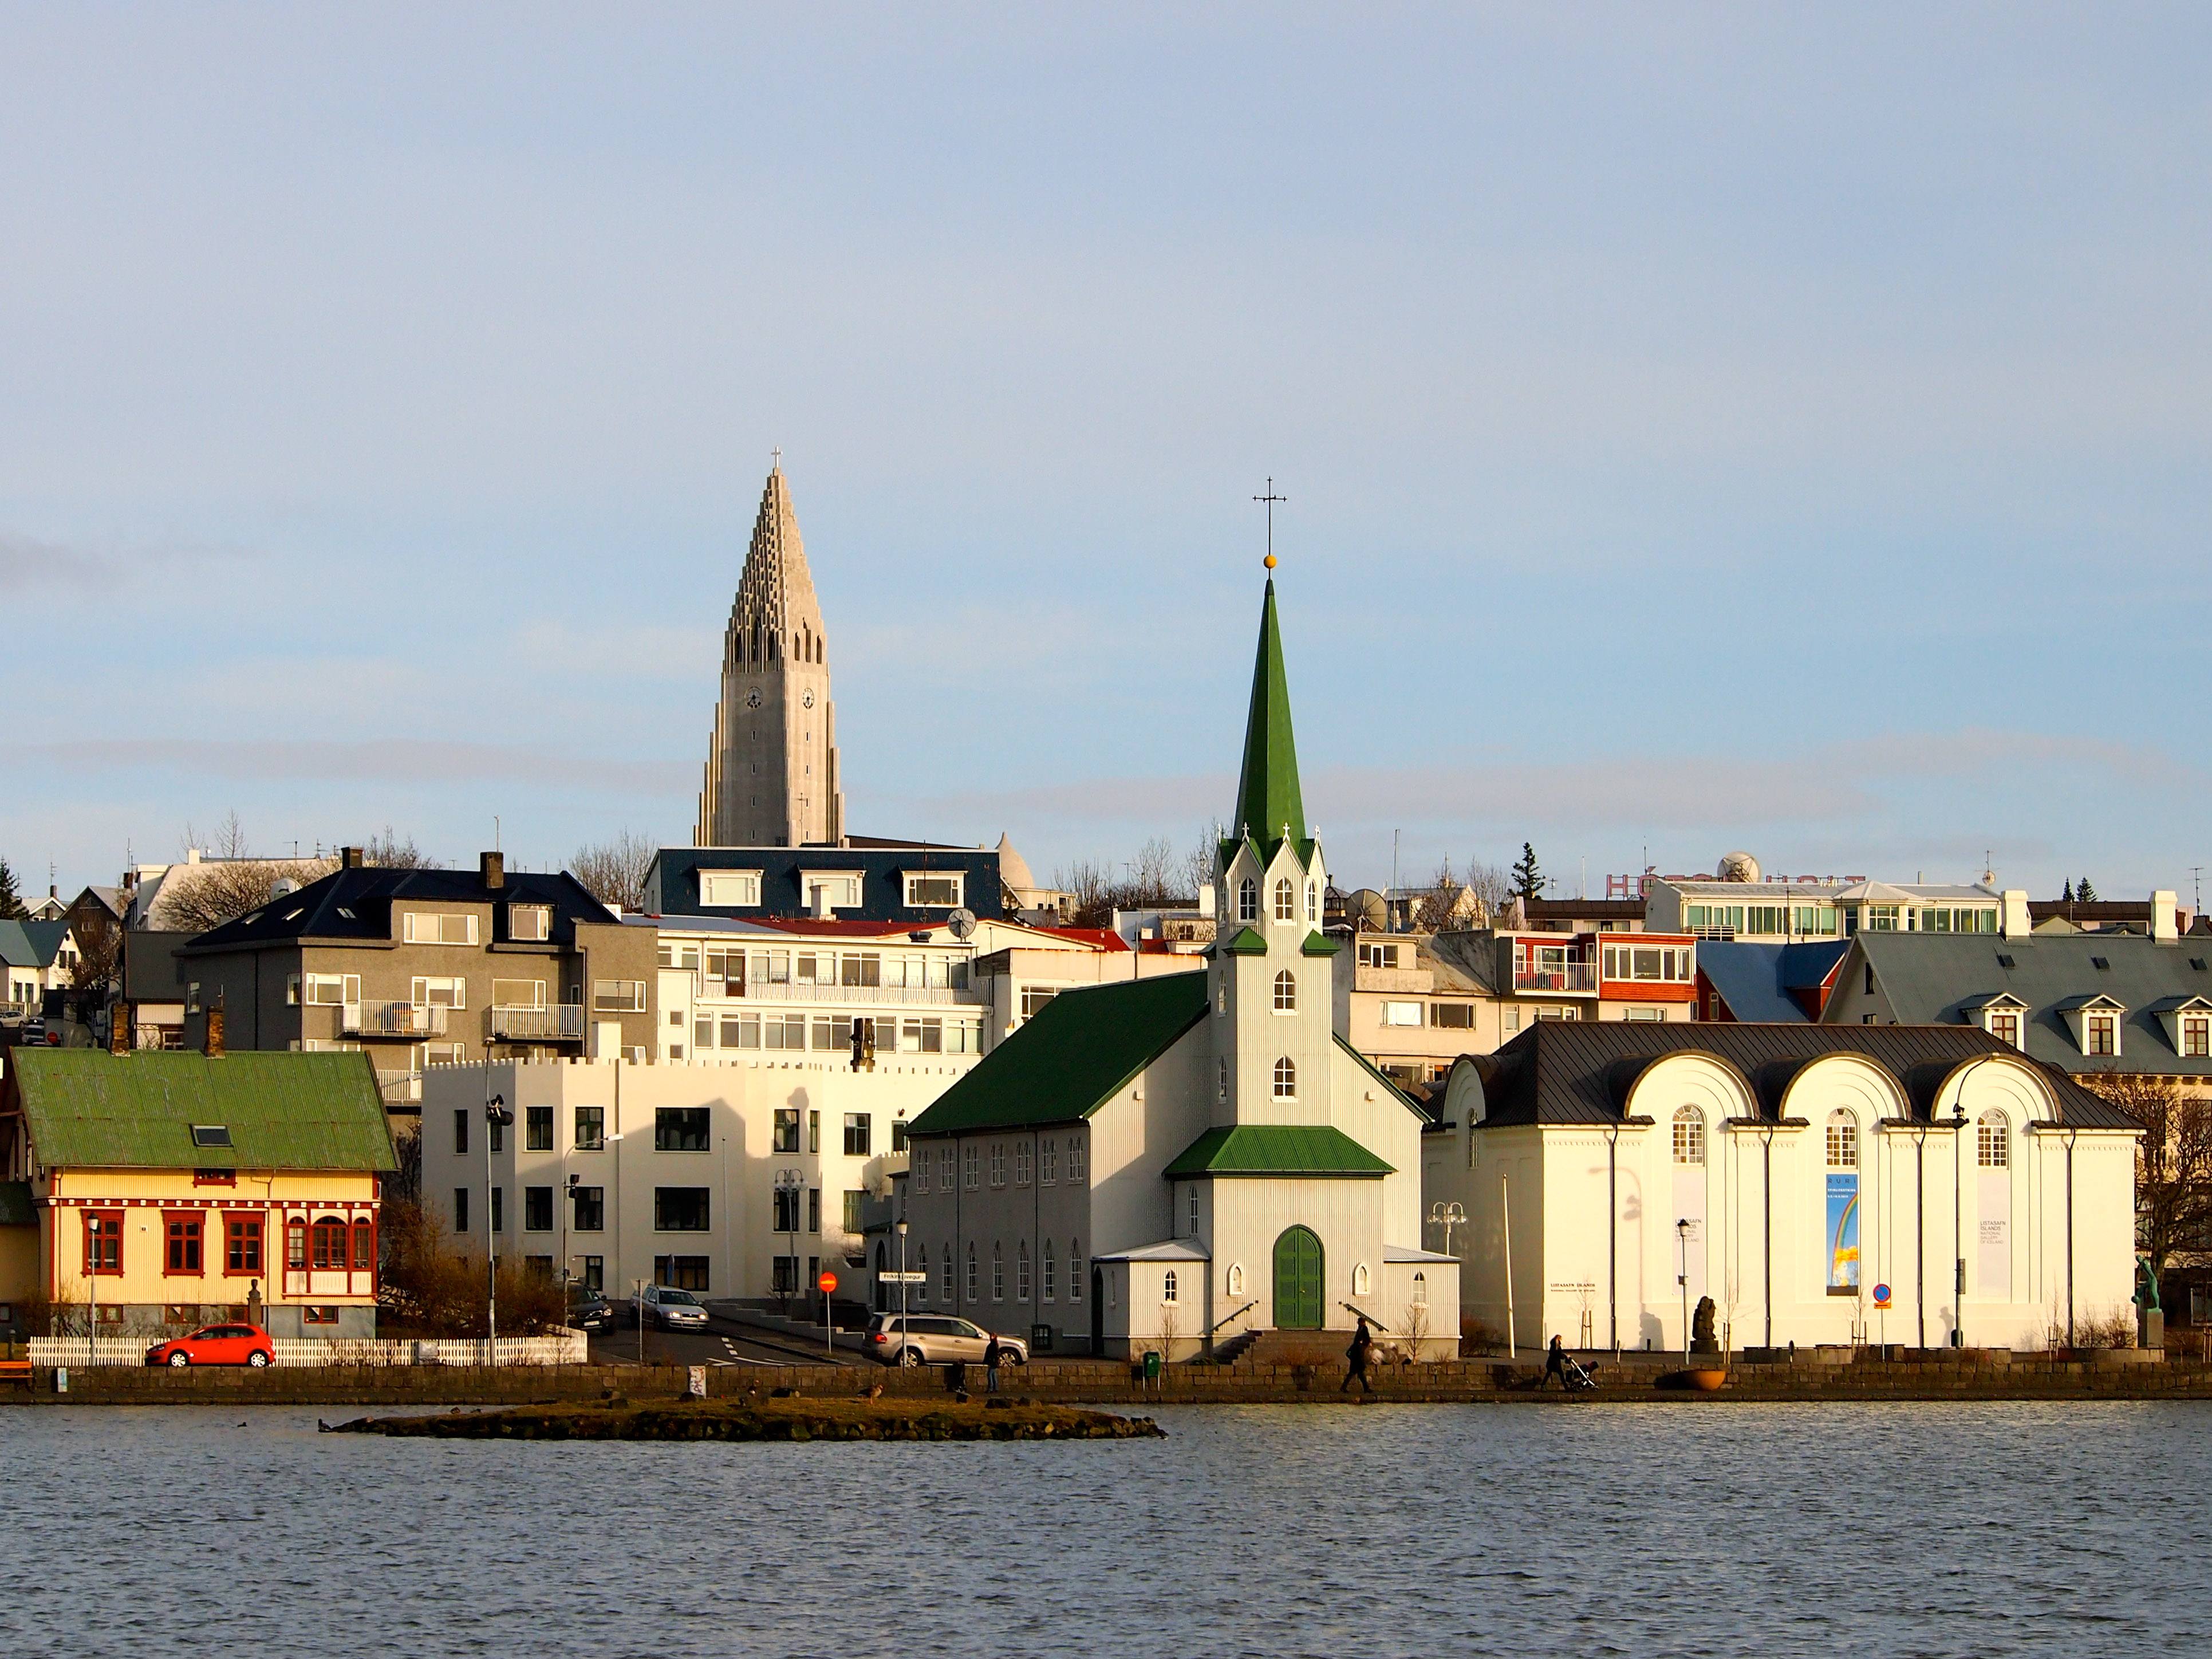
[421, 1055, 967, 1304]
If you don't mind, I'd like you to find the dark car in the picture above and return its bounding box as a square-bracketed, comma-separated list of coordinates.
[567, 1292, 614, 1332]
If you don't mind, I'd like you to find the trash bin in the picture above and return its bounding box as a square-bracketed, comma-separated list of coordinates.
[1142, 1350, 1162, 1383]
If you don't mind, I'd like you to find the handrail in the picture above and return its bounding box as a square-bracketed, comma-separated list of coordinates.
[1207, 1299, 1257, 1338]
[1340, 1299, 1394, 1334]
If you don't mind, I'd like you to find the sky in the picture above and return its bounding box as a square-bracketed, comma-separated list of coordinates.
[3, 5, 2209, 907]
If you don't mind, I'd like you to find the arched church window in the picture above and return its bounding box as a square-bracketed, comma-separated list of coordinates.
[1978, 1110, 2010, 1168]
[1018, 1242, 1031, 1303]
[965, 1244, 977, 1303]
[1218, 1058, 1229, 1101]
[1671, 1106, 1705, 1165]
[1352, 1263, 1371, 1297]
[1071, 1240, 1085, 1302]
[1273, 970, 1296, 1012]
[1274, 878, 1296, 922]
[1306, 881, 1318, 923]
[916, 1244, 929, 1302]
[1239, 878, 1258, 923]
[1227, 1263, 1245, 1296]
[991, 1242, 1004, 1302]
[1273, 1057, 1297, 1099]
[1042, 1240, 1056, 1303]
[1825, 1110, 1858, 1169]
[1163, 1270, 1178, 1304]
[1413, 1271, 1428, 1305]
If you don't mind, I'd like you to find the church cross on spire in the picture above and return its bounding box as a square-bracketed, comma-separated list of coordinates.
[1253, 476, 1286, 571]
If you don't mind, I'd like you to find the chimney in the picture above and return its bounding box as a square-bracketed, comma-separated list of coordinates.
[2000, 889, 2032, 940]
[481, 850, 506, 890]
[204, 992, 226, 1058]
[341, 846, 364, 870]
[2152, 889, 2179, 942]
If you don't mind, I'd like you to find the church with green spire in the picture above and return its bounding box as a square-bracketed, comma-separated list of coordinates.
[903, 575, 1455, 1360]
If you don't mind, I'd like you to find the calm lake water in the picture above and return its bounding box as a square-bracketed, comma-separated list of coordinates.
[0, 1402, 2204, 1657]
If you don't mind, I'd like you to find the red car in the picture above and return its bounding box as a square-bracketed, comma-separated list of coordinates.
[144, 1323, 275, 1368]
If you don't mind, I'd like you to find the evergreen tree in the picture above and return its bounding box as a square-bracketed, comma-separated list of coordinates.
[0, 857, 25, 920]
[2077, 876, 2099, 903]
[2061, 880, 2073, 903]
[1511, 842, 1544, 903]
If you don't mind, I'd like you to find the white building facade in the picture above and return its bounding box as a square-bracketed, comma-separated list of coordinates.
[1425, 1022, 2141, 1354]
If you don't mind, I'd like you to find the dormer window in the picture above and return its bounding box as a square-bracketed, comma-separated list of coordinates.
[2058, 993, 2127, 1058]
[2087, 1014, 2116, 1055]
[2150, 996, 2212, 1057]
[1967, 993, 2028, 1049]
[1273, 877, 1296, 923]
[1990, 1011, 2020, 1049]
[508, 904, 551, 942]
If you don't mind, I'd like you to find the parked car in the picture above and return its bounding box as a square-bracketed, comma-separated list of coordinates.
[145, 1324, 275, 1368]
[865, 1314, 1028, 1369]
[637, 1285, 709, 1331]
[567, 1291, 614, 1333]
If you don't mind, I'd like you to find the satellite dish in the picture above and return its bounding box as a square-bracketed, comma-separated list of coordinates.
[947, 907, 977, 940]
[1716, 850, 1761, 884]
[1349, 888, 1387, 931]
[269, 876, 301, 899]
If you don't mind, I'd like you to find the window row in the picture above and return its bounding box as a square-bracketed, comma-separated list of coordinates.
[690, 1012, 977, 1055]
[1667, 1105, 2014, 1169]
[1236, 874, 1320, 925]
[912, 1239, 1086, 1306]
[663, 943, 971, 993]
[917, 1136, 1088, 1194]
[81, 1212, 370, 1278]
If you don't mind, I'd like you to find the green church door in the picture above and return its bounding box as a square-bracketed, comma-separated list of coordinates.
[1272, 1226, 1324, 1329]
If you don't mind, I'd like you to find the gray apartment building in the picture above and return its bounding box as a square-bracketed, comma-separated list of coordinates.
[174, 850, 659, 1113]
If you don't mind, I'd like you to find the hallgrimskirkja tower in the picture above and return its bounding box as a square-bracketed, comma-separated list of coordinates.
[695, 461, 846, 847]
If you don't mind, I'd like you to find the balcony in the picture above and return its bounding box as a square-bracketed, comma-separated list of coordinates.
[342, 1000, 450, 1037]
[1512, 962, 1596, 994]
[377, 1070, 422, 1105]
[490, 1003, 587, 1042]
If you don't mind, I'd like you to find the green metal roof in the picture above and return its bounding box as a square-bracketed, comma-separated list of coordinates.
[10, 1050, 398, 1172]
[1300, 930, 1341, 956]
[1222, 926, 1268, 955]
[908, 972, 1208, 1136]
[1231, 578, 1307, 850]
[0, 1180, 33, 1225]
[1163, 1124, 1393, 1179]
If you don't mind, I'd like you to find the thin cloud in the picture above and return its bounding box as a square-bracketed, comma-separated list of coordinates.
[0, 530, 120, 588]
[37, 738, 692, 795]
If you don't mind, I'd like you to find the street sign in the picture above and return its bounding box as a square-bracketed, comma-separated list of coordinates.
[879, 1271, 928, 1283]
[817, 1269, 839, 1295]
[1872, 1282, 1892, 1310]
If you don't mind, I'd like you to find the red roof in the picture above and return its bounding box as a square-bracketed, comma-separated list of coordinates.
[1030, 927, 1130, 951]
[739, 917, 935, 939]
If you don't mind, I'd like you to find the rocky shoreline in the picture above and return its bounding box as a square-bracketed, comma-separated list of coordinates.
[323, 1394, 1165, 1441]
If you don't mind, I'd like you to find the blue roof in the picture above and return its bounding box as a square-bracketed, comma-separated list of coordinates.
[1697, 941, 1850, 1023]
[644, 845, 1003, 925]
[0, 919, 69, 969]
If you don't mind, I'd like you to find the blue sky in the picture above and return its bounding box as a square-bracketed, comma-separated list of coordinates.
[4, 5, 2209, 905]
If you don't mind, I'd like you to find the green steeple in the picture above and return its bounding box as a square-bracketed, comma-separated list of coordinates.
[1231, 577, 1307, 851]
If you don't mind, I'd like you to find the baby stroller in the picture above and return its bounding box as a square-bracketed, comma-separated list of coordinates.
[1561, 1353, 1600, 1392]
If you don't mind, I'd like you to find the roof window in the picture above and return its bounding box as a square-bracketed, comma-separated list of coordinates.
[2193, 957, 2208, 972]
[285, 908, 303, 921]
[337, 907, 356, 920]
[2092, 956, 2110, 971]
[190, 1125, 232, 1149]
[1996, 953, 2016, 969]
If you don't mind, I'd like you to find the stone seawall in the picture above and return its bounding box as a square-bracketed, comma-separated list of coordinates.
[7, 1350, 2211, 1406]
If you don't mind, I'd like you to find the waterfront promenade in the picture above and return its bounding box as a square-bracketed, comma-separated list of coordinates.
[7, 1347, 2206, 1406]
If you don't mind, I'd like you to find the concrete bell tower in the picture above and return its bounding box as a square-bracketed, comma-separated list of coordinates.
[696, 460, 847, 848]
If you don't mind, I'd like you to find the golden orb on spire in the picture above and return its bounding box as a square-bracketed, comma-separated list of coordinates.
[1264, 553, 1276, 570]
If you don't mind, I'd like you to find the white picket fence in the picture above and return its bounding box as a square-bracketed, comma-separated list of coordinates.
[29, 1330, 589, 1369]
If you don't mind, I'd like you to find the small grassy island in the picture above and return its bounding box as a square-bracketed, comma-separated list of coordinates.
[325, 1395, 1164, 1443]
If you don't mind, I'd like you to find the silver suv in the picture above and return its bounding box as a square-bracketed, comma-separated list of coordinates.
[866, 1314, 1029, 1369]
[638, 1284, 709, 1330]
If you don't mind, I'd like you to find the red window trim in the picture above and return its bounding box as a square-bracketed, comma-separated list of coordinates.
[310, 1215, 349, 1271]
[163, 1211, 206, 1277]
[349, 1216, 377, 1276]
[82, 1208, 124, 1276]
[285, 1217, 307, 1271]
[223, 1212, 266, 1277]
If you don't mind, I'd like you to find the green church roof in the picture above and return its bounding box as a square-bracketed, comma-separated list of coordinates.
[908, 972, 1209, 1136]
[1230, 578, 1308, 856]
[1163, 1124, 1393, 1179]
[1221, 926, 1269, 955]
[10, 1050, 399, 1172]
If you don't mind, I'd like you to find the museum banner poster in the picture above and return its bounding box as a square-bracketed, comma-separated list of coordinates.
[1826, 1172, 1860, 1295]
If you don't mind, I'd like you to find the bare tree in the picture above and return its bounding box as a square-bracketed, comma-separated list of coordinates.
[1119, 837, 1180, 907]
[160, 858, 337, 933]
[1182, 818, 1227, 899]
[362, 826, 436, 868]
[67, 911, 123, 1003]
[1055, 859, 1117, 928]
[569, 830, 657, 912]
[2082, 1073, 2212, 1276]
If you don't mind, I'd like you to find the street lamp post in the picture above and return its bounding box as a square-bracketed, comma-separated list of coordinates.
[776, 1168, 803, 1313]
[1427, 1200, 1464, 1262]
[1677, 1217, 1691, 1365]
[483, 1085, 512, 1363]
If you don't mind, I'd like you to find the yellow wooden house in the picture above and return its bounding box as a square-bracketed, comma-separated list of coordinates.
[0, 1049, 397, 1339]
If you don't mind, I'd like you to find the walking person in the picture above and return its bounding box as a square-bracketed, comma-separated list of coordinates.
[1540, 1334, 1568, 1390]
[984, 1331, 1004, 1395]
[1341, 1316, 1375, 1394]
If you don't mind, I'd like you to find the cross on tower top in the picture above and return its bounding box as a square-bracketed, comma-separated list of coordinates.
[1252, 477, 1287, 571]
